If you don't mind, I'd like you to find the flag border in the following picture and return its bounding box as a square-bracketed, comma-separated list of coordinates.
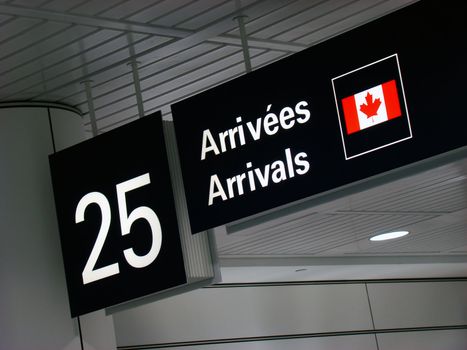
[331, 53, 413, 160]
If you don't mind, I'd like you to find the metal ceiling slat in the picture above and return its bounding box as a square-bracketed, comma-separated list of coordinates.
[271, 0, 381, 42]
[177, 0, 240, 30]
[223, 210, 365, 253]
[276, 0, 387, 43]
[227, 0, 313, 37]
[0, 25, 98, 82]
[218, 192, 445, 254]
[0, 20, 70, 59]
[380, 187, 464, 213]
[232, 213, 379, 254]
[0, 31, 147, 99]
[68, 0, 127, 16]
[94, 47, 258, 121]
[40, 32, 149, 89]
[295, 0, 418, 45]
[141, 47, 253, 100]
[140, 49, 285, 114]
[348, 179, 465, 213]
[348, 186, 463, 214]
[0, 16, 41, 43]
[222, 212, 436, 255]
[345, 165, 464, 210]
[11, 0, 50, 8]
[210, 34, 306, 52]
[286, 211, 439, 254]
[100, 0, 164, 20]
[249, 0, 357, 40]
[227, 211, 323, 242]
[73, 74, 134, 112]
[26, 0, 292, 104]
[363, 222, 466, 253]
[140, 46, 240, 94]
[126, 0, 194, 23]
[39, 0, 88, 13]
[219, 213, 339, 253]
[217, 161, 464, 257]
[0, 13, 13, 24]
[67, 43, 221, 109]
[260, 215, 431, 255]
[0, 3, 192, 37]
[78, 45, 223, 113]
[95, 50, 287, 132]
[23, 30, 124, 99]
[155, 0, 228, 27]
[36, 36, 178, 104]
[302, 215, 439, 255]
[367, 230, 466, 254]
[0, 72, 41, 100]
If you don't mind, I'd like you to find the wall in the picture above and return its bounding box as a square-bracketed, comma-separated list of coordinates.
[0, 106, 116, 350]
[113, 279, 467, 350]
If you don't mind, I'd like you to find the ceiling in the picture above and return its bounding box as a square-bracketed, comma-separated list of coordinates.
[1, 0, 465, 281]
[216, 156, 467, 282]
[0, 0, 420, 132]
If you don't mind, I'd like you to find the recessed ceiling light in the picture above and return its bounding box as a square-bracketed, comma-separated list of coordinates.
[370, 230, 409, 241]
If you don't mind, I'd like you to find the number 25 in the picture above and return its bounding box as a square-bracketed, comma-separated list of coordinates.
[75, 173, 162, 285]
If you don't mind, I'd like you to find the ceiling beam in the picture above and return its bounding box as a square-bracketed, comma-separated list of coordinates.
[0, 2, 307, 53]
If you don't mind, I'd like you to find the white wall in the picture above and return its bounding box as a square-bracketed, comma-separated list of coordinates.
[113, 280, 467, 350]
[0, 106, 116, 350]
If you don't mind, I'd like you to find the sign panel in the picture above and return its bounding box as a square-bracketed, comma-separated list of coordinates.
[172, 1, 467, 233]
[49, 113, 186, 317]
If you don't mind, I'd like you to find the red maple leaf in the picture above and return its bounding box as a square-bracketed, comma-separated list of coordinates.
[359, 92, 381, 118]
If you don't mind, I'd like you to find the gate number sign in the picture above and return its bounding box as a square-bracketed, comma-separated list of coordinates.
[49, 113, 186, 317]
[76, 173, 162, 285]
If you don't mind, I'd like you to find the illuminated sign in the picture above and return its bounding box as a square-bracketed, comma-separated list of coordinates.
[172, 0, 466, 233]
[49, 113, 186, 316]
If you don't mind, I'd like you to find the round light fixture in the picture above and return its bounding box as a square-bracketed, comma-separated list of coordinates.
[370, 230, 409, 242]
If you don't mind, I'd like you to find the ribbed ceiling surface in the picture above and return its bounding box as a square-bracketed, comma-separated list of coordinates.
[1, 0, 465, 279]
[216, 158, 467, 257]
[0, 0, 417, 134]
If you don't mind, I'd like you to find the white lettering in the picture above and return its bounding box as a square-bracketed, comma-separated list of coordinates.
[255, 165, 270, 188]
[201, 129, 220, 160]
[279, 106, 295, 129]
[200, 100, 311, 160]
[208, 174, 227, 205]
[295, 101, 311, 124]
[246, 118, 262, 140]
[263, 104, 279, 136]
[295, 152, 310, 175]
[207, 148, 309, 204]
[271, 160, 287, 183]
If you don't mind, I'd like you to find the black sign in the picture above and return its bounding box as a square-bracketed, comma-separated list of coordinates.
[172, 0, 467, 233]
[49, 113, 186, 317]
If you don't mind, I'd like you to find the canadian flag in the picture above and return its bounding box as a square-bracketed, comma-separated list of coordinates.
[341, 80, 402, 134]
